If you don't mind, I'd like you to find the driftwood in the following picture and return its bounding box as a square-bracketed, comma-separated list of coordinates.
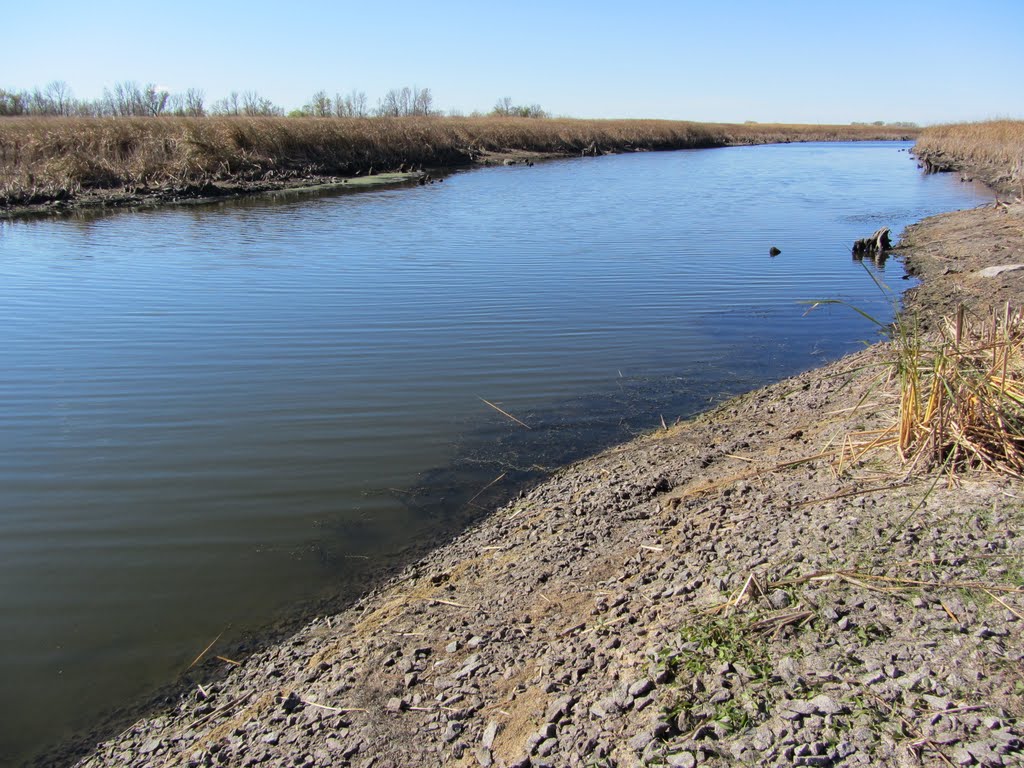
[852, 227, 892, 259]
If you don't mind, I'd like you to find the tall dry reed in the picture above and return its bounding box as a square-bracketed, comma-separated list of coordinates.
[0, 116, 917, 205]
[914, 120, 1024, 195]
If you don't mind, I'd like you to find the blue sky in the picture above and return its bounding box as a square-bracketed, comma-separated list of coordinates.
[4, 0, 1022, 124]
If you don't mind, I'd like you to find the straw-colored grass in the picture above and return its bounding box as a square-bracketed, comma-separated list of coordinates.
[842, 304, 1024, 478]
[0, 116, 917, 205]
[914, 120, 1024, 195]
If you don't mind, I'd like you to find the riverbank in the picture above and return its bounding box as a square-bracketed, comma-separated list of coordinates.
[64, 156, 1024, 765]
[0, 117, 917, 218]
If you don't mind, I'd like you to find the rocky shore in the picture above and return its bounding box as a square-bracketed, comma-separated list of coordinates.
[64, 169, 1024, 767]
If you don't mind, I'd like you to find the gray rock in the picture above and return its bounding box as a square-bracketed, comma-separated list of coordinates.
[527, 723, 556, 751]
[536, 737, 558, 757]
[455, 655, 483, 679]
[953, 747, 976, 766]
[628, 731, 654, 751]
[809, 694, 847, 715]
[781, 699, 817, 719]
[978, 264, 1024, 278]
[385, 696, 407, 712]
[545, 694, 577, 723]
[667, 752, 696, 768]
[590, 694, 624, 719]
[965, 741, 1006, 766]
[628, 679, 655, 698]
[769, 589, 792, 609]
[482, 720, 499, 750]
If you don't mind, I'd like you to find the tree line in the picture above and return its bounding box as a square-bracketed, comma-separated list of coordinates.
[0, 80, 548, 120]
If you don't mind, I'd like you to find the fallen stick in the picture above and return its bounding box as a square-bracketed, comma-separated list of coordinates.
[188, 630, 225, 671]
[479, 397, 531, 429]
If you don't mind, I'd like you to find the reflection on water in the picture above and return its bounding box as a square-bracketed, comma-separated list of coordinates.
[0, 142, 989, 762]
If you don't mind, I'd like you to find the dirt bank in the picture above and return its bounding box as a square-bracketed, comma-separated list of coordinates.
[59, 175, 1024, 766]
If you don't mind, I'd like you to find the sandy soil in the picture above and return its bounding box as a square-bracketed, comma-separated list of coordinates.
[46, 177, 1024, 767]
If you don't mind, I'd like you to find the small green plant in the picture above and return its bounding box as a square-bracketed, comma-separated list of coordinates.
[676, 615, 773, 680]
[853, 622, 890, 646]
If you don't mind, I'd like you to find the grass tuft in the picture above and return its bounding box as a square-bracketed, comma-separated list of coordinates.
[897, 304, 1024, 476]
[840, 304, 1024, 478]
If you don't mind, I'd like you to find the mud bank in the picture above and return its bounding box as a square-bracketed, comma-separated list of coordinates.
[58, 176, 1024, 766]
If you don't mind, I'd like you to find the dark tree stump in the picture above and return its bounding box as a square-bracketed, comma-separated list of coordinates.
[852, 227, 892, 259]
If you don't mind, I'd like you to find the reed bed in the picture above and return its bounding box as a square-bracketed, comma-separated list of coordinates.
[914, 119, 1024, 195]
[0, 116, 916, 205]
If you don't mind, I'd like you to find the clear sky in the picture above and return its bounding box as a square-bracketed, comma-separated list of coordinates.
[4, 0, 1022, 124]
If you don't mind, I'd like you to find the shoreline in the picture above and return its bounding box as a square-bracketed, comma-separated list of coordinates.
[0, 116, 919, 221]
[0, 139, 912, 222]
[56, 162, 1024, 766]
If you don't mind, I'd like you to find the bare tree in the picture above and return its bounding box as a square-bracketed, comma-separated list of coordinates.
[104, 81, 139, 116]
[350, 90, 368, 117]
[376, 86, 433, 117]
[240, 90, 280, 116]
[331, 91, 368, 118]
[142, 84, 169, 116]
[44, 80, 73, 116]
[492, 97, 514, 116]
[304, 90, 332, 117]
[412, 87, 433, 116]
[491, 98, 547, 119]
[184, 88, 205, 117]
[334, 90, 368, 118]
[377, 87, 407, 117]
[26, 87, 51, 115]
[210, 91, 242, 116]
[333, 92, 348, 117]
[167, 92, 185, 115]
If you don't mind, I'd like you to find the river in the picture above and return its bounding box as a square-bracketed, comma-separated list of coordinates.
[0, 142, 989, 763]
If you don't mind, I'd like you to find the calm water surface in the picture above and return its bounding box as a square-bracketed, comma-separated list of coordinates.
[0, 142, 988, 761]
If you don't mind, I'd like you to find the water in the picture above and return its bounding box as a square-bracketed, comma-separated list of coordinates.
[0, 142, 988, 763]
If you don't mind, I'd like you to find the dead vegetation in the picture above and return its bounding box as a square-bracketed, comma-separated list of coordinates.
[838, 304, 1024, 479]
[0, 116, 917, 207]
[914, 120, 1024, 197]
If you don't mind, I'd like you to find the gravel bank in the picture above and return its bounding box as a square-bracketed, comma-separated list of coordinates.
[67, 194, 1024, 767]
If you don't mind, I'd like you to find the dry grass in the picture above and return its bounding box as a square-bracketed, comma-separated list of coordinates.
[914, 120, 1024, 195]
[0, 116, 917, 205]
[842, 304, 1024, 478]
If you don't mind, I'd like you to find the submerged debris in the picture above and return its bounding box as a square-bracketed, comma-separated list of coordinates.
[852, 227, 892, 259]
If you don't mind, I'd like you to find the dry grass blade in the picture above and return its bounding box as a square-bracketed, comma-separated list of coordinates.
[746, 610, 815, 637]
[479, 397, 531, 430]
[187, 629, 225, 670]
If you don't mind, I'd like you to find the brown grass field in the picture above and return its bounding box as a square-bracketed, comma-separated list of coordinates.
[0, 116, 918, 207]
[914, 120, 1024, 195]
